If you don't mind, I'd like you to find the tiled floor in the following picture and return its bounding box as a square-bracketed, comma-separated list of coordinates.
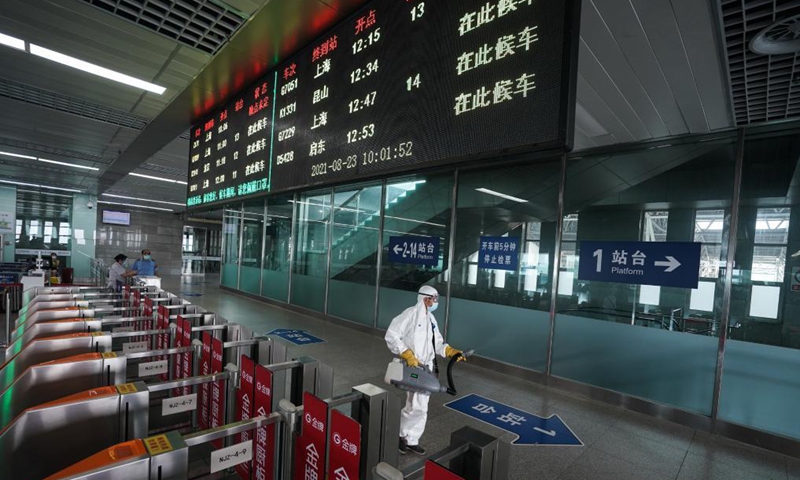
[166, 275, 797, 479]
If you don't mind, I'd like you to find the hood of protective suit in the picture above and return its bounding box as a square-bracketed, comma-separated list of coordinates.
[385, 285, 447, 366]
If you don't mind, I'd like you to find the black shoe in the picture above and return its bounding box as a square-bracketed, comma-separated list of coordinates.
[399, 437, 409, 454]
[407, 444, 426, 456]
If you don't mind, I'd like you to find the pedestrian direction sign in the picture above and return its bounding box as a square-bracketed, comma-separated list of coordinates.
[388, 236, 440, 266]
[577, 241, 701, 289]
[445, 394, 582, 446]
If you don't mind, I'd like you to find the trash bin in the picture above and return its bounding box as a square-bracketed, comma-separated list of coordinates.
[62, 267, 74, 284]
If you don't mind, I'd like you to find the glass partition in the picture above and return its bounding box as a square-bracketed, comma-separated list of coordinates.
[291, 190, 332, 312]
[328, 183, 382, 325]
[240, 200, 265, 295]
[261, 195, 294, 302]
[377, 173, 454, 329]
[552, 138, 737, 414]
[221, 205, 242, 288]
[447, 159, 561, 371]
[718, 131, 800, 440]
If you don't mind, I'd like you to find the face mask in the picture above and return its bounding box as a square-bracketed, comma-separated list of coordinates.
[143, 255, 151, 260]
[428, 302, 438, 313]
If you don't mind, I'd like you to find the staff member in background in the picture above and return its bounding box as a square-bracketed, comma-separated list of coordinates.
[130, 249, 158, 277]
[107, 254, 135, 292]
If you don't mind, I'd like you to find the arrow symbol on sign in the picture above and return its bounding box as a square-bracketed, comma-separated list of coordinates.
[654, 256, 681, 272]
[393, 244, 403, 255]
[533, 427, 556, 437]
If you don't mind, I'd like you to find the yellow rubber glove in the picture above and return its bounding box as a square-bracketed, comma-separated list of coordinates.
[400, 349, 421, 368]
[445, 346, 466, 362]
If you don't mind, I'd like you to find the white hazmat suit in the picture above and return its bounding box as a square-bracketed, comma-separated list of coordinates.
[385, 285, 449, 447]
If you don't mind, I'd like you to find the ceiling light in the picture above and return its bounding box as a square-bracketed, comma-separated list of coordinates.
[29, 44, 166, 95]
[0, 150, 36, 160]
[129, 172, 185, 184]
[102, 193, 185, 206]
[175, 180, 188, 185]
[98, 200, 173, 212]
[38, 158, 99, 171]
[0, 33, 25, 51]
[0, 179, 82, 192]
[18, 189, 73, 198]
[475, 188, 528, 203]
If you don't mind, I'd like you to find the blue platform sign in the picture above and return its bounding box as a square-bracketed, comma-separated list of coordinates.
[388, 236, 440, 266]
[266, 328, 325, 346]
[478, 236, 520, 271]
[578, 241, 701, 289]
[446, 394, 582, 446]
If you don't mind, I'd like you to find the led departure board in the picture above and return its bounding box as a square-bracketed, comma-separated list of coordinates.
[187, 0, 579, 208]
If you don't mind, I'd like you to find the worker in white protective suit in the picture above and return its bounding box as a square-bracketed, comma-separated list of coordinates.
[385, 285, 464, 455]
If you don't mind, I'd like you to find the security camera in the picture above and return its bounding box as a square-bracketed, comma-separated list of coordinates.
[87, 201, 94, 209]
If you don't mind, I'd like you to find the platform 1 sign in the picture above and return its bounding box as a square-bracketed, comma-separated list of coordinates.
[445, 394, 582, 446]
[267, 328, 325, 346]
[577, 241, 701, 289]
[388, 236, 440, 266]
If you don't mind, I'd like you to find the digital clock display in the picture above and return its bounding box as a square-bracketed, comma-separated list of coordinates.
[187, 0, 579, 208]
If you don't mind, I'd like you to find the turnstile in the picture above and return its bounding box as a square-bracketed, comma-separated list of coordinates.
[0, 353, 332, 479]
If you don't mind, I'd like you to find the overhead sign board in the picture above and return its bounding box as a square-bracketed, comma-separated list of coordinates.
[577, 241, 702, 289]
[478, 236, 520, 271]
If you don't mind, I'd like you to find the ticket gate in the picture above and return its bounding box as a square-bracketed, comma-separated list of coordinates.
[48, 382, 400, 480]
[0, 332, 112, 390]
[0, 323, 276, 424]
[0, 352, 330, 479]
[374, 427, 510, 480]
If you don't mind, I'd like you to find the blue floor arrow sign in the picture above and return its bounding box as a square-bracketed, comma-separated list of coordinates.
[266, 328, 325, 346]
[445, 394, 583, 446]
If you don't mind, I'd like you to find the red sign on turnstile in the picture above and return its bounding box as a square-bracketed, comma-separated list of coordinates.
[156, 305, 170, 380]
[328, 410, 362, 480]
[253, 364, 274, 480]
[132, 290, 142, 333]
[198, 332, 212, 430]
[235, 355, 256, 480]
[293, 392, 329, 480]
[210, 336, 225, 449]
[173, 316, 193, 397]
[142, 296, 154, 345]
[424, 461, 465, 480]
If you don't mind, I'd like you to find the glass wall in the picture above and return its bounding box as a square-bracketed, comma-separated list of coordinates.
[240, 200, 265, 295]
[551, 139, 737, 414]
[718, 132, 800, 439]
[376, 173, 454, 329]
[217, 125, 800, 449]
[261, 195, 294, 302]
[291, 190, 332, 312]
[221, 206, 242, 288]
[448, 159, 561, 371]
[328, 183, 382, 326]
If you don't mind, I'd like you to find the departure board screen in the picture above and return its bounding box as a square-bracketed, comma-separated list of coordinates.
[187, 0, 578, 208]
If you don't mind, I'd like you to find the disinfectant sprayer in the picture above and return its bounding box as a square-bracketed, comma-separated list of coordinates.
[384, 349, 474, 395]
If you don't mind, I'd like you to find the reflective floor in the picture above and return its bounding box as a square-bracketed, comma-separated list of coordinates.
[165, 275, 799, 480]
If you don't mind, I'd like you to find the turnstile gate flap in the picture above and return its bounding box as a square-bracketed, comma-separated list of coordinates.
[45, 439, 149, 480]
[40, 352, 104, 366]
[31, 385, 119, 411]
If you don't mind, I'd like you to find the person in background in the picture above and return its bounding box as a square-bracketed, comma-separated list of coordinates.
[385, 285, 465, 455]
[107, 254, 135, 292]
[49, 253, 62, 285]
[130, 249, 158, 277]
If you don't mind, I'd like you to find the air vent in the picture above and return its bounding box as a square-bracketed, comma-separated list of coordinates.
[80, 0, 247, 55]
[0, 77, 150, 130]
[720, 0, 800, 125]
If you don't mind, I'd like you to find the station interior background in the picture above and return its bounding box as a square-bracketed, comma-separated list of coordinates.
[2, 0, 800, 461]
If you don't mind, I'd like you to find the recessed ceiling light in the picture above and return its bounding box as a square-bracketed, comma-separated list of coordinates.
[475, 188, 528, 203]
[38, 158, 99, 171]
[29, 44, 166, 95]
[129, 172, 185, 184]
[0, 150, 36, 160]
[0, 179, 82, 192]
[98, 200, 173, 212]
[0, 33, 25, 51]
[102, 193, 185, 206]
